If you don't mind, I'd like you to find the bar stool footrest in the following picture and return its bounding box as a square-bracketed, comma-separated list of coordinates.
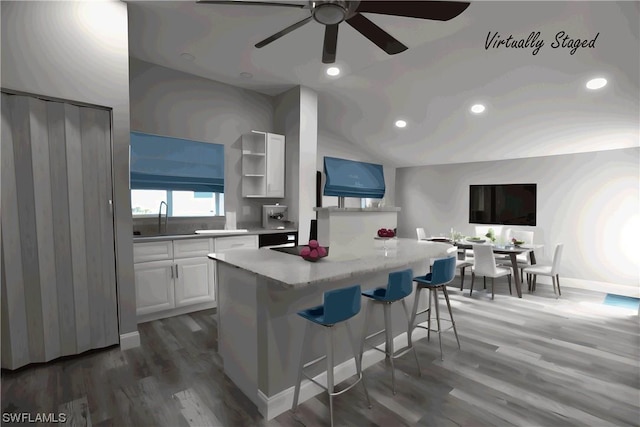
[414, 324, 455, 334]
[302, 370, 365, 397]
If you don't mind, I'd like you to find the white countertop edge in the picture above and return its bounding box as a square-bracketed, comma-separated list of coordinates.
[313, 207, 401, 212]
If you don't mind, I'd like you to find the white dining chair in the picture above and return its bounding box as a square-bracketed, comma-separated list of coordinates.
[437, 246, 473, 289]
[500, 230, 535, 281]
[470, 244, 512, 300]
[416, 227, 427, 241]
[523, 244, 564, 297]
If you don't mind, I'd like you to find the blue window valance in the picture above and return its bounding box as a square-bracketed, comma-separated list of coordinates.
[130, 131, 224, 193]
[323, 156, 385, 199]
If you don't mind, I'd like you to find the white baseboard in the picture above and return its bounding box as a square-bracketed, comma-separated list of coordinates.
[523, 276, 639, 298]
[456, 271, 639, 298]
[137, 300, 217, 324]
[256, 326, 430, 420]
[119, 331, 141, 350]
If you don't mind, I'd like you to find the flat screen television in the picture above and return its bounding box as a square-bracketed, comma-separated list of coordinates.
[469, 184, 537, 226]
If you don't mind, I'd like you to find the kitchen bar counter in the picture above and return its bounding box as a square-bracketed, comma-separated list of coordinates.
[209, 238, 450, 288]
[209, 238, 451, 420]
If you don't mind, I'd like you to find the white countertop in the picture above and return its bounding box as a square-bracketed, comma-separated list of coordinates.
[208, 238, 451, 288]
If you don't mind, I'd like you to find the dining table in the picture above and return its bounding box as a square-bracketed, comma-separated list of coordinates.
[428, 238, 540, 298]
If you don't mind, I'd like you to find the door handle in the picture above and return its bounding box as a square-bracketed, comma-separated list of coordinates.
[175, 264, 179, 278]
[170, 265, 174, 279]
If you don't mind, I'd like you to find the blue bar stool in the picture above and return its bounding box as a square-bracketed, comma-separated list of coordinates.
[292, 284, 372, 427]
[409, 256, 461, 361]
[359, 269, 421, 395]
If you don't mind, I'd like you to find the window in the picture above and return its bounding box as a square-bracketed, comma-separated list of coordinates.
[129, 132, 225, 217]
[361, 198, 384, 208]
[131, 190, 224, 217]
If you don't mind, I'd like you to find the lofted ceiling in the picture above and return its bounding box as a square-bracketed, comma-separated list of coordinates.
[127, 1, 640, 167]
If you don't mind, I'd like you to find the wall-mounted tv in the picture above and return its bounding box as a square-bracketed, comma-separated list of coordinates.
[469, 184, 537, 226]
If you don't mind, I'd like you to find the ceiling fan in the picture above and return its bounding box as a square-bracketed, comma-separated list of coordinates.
[196, 1, 471, 64]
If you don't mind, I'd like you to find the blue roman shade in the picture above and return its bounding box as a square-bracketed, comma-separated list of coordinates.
[323, 156, 385, 199]
[130, 132, 224, 193]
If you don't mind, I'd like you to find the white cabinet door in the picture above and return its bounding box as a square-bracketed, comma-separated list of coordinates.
[133, 241, 173, 263]
[266, 133, 285, 198]
[175, 257, 214, 307]
[134, 260, 175, 315]
[173, 238, 212, 259]
[214, 235, 259, 252]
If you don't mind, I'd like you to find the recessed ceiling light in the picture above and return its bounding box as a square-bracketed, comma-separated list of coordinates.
[471, 104, 486, 114]
[239, 72, 253, 79]
[586, 77, 607, 90]
[395, 119, 407, 128]
[180, 52, 195, 61]
[326, 67, 340, 77]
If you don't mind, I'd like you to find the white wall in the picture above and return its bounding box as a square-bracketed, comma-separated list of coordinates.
[317, 130, 396, 208]
[274, 86, 318, 243]
[396, 147, 640, 289]
[129, 58, 279, 225]
[1, 1, 136, 335]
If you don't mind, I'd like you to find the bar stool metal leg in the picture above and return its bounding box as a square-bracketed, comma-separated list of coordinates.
[382, 303, 397, 395]
[427, 289, 432, 342]
[359, 300, 373, 368]
[292, 321, 310, 412]
[432, 288, 444, 361]
[401, 298, 421, 376]
[407, 286, 422, 349]
[326, 326, 335, 427]
[441, 286, 461, 350]
[345, 322, 372, 408]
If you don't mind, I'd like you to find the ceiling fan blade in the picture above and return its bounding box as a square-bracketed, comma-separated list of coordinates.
[255, 16, 312, 48]
[346, 13, 407, 55]
[356, 1, 470, 21]
[322, 24, 339, 64]
[196, 0, 306, 8]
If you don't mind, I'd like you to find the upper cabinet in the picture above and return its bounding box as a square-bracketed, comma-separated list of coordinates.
[242, 131, 285, 198]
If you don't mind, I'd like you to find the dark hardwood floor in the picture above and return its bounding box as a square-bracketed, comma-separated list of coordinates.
[2, 283, 639, 426]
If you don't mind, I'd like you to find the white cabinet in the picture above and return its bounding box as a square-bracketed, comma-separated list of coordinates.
[175, 257, 214, 307]
[134, 260, 175, 315]
[242, 131, 285, 198]
[266, 133, 285, 197]
[134, 238, 215, 322]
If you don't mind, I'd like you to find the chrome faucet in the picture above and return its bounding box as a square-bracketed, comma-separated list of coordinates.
[158, 201, 168, 234]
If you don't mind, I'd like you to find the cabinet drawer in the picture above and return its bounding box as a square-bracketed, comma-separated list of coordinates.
[173, 238, 213, 259]
[134, 241, 173, 263]
[215, 235, 258, 252]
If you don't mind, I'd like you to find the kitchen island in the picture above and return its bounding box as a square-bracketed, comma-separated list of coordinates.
[208, 238, 451, 419]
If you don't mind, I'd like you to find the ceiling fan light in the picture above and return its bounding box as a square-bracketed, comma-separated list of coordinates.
[312, 2, 347, 25]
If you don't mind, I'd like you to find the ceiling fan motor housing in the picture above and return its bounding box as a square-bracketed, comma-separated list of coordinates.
[311, 1, 356, 25]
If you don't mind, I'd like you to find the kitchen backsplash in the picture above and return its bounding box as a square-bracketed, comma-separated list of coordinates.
[133, 216, 226, 236]
[132, 217, 293, 236]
